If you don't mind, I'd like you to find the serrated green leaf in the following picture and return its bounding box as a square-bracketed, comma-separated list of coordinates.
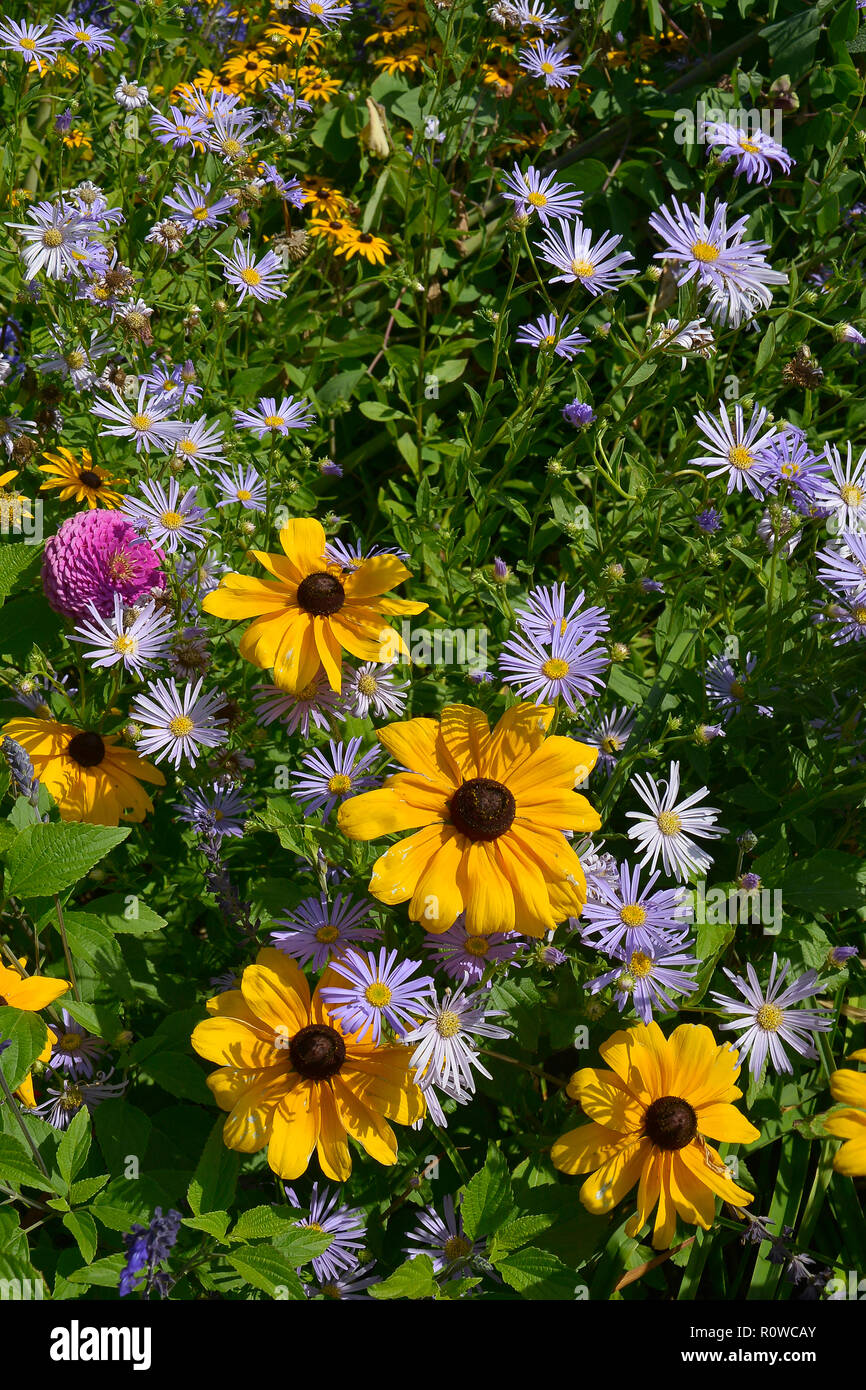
[368, 1255, 437, 1300]
[4, 822, 129, 898]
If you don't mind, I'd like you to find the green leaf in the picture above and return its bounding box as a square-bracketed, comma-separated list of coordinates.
[69, 1174, 110, 1205]
[461, 1143, 515, 1241]
[489, 1213, 554, 1258]
[4, 822, 130, 898]
[62, 1210, 97, 1263]
[57, 1107, 92, 1188]
[229, 1204, 299, 1242]
[225, 1246, 306, 1299]
[93, 1099, 151, 1177]
[66, 1252, 125, 1288]
[0, 1133, 53, 1191]
[781, 851, 866, 911]
[183, 1211, 231, 1241]
[187, 1118, 240, 1216]
[368, 1255, 437, 1300]
[0, 1006, 48, 1092]
[494, 1246, 577, 1299]
[91, 892, 168, 936]
[0, 542, 43, 603]
[138, 1051, 212, 1102]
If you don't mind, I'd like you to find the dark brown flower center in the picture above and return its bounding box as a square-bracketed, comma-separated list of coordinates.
[296, 571, 345, 616]
[644, 1096, 698, 1151]
[66, 731, 106, 768]
[289, 1024, 346, 1080]
[449, 777, 516, 842]
[78, 469, 103, 489]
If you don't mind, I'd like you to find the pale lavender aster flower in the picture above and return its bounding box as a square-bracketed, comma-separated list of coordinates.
[0, 19, 60, 71]
[163, 178, 237, 231]
[92, 382, 185, 454]
[252, 676, 344, 736]
[53, 16, 115, 55]
[404, 980, 510, 1098]
[343, 663, 409, 720]
[171, 416, 228, 473]
[515, 583, 609, 645]
[176, 782, 250, 839]
[33, 1072, 127, 1129]
[216, 238, 285, 304]
[285, 1182, 366, 1282]
[404, 1194, 484, 1274]
[130, 676, 228, 768]
[499, 164, 582, 225]
[500, 619, 608, 711]
[702, 120, 794, 184]
[813, 442, 866, 531]
[711, 955, 833, 1078]
[149, 105, 209, 149]
[291, 737, 379, 820]
[626, 761, 725, 879]
[421, 915, 521, 984]
[515, 312, 589, 359]
[213, 464, 266, 511]
[587, 930, 698, 1024]
[47, 1009, 106, 1080]
[581, 862, 691, 956]
[574, 705, 636, 772]
[536, 217, 634, 293]
[233, 394, 314, 437]
[518, 41, 582, 89]
[122, 478, 209, 552]
[690, 401, 779, 498]
[308, 1261, 379, 1299]
[69, 594, 172, 676]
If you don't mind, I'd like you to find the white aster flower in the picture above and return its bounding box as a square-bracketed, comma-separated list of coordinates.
[625, 760, 725, 879]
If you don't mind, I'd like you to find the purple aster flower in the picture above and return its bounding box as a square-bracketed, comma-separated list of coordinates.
[213, 464, 266, 511]
[587, 930, 698, 1023]
[120, 1208, 182, 1298]
[122, 478, 210, 553]
[574, 705, 636, 773]
[581, 862, 691, 956]
[518, 41, 582, 89]
[285, 1182, 366, 1282]
[271, 891, 380, 969]
[171, 416, 228, 473]
[562, 398, 596, 427]
[0, 18, 60, 71]
[69, 594, 173, 676]
[324, 537, 410, 570]
[537, 218, 634, 294]
[319, 947, 432, 1044]
[291, 737, 378, 820]
[92, 382, 185, 454]
[499, 163, 582, 225]
[702, 120, 794, 184]
[216, 238, 285, 305]
[404, 1195, 485, 1275]
[696, 507, 722, 533]
[7, 197, 101, 280]
[626, 761, 725, 880]
[499, 617, 608, 711]
[816, 529, 866, 594]
[47, 1009, 106, 1080]
[259, 164, 306, 207]
[233, 394, 314, 437]
[41, 510, 165, 622]
[639, 577, 665, 594]
[308, 1261, 379, 1299]
[822, 589, 866, 645]
[253, 675, 344, 737]
[690, 401, 779, 498]
[129, 676, 228, 769]
[515, 582, 609, 645]
[422, 915, 521, 984]
[53, 16, 116, 56]
[175, 782, 250, 839]
[762, 429, 825, 503]
[54, 108, 73, 136]
[828, 945, 859, 967]
[516, 313, 589, 360]
[163, 177, 237, 231]
[33, 1071, 127, 1130]
[813, 442, 866, 531]
[710, 954, 833, 1078]
[149, 105, 209, 150]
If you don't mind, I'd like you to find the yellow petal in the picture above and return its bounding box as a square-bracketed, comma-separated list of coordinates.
[267, 1078, 321, 1178]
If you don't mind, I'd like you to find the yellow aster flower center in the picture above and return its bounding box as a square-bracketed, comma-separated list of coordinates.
[570, 258, 595, 277]
[112, 634, 136, 655]
[840, 483, 864, 507]
[328, 773, 353, 794]
[540, 61, 555, 74]
[435, 1009, 462, 1038]
[43, 228, 64, 247]
[264, 414, 285, 427]
[542, 657, 570, 679]
[178, 439, 198, 454]
[168, 715, 195, 737]
[464, 936, 490, 957]
[315, 923, 339, 943]
[543, 333, 556, 344]
[601, 735, 620, 754]
[728, 444, 754, 470]
[781, 461, 799, 477]
[176, 125, 193, 138]
[756, 1003, 783, 1032]
[192, 206, 209, 220]
[236, 489, 252, 501]
[691, 240, 720, 262]
[65, 349, 86, 369]
[240, 266, 262, 285]
[357, 673, 378, 696]
[443, 1235, 472, 1262]
[125, 311, 148, 331]
[619, 903, 647, 927]
[307, 1220, 324, 1232]
[160, 509, 184, 529]
[130, 413, 153, 430]
[656, 810, 682, 836]
[854, 606, 866, 625]
[222, 138, 242, 156]
[364, 981, 392, 1007]
[628, 951, 654, 979]
[739, 138, 760, 153]
[20, 37, 36, 49]
[527, 191, 547, 207]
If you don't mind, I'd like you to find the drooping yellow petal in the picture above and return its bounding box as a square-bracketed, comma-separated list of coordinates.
[267, 1078, 321, 1178]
